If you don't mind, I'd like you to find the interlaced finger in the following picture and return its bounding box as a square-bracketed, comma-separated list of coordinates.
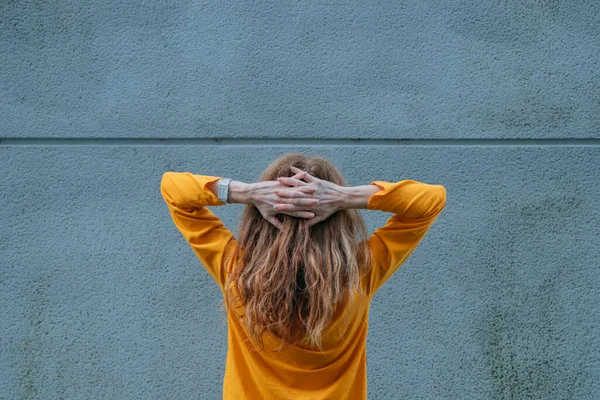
[275, 197, 319, 206]
[275, 209, 314, 218]
[277, 176, 308, 187]
[273, 199, 319, 211]
[291, 171, 306, 180]
[290, 166, 317, 183]
[289, 211, 315, 218]
[275, 187, 316, 198]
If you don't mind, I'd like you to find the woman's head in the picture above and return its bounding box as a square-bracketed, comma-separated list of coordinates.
[224, 153, 373, 351]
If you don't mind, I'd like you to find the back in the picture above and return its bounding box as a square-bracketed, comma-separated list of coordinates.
[160, 172, 446, 399]
[223, 249, 372, 399]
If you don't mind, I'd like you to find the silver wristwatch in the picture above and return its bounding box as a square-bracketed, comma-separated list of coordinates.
[217, 178, 232, 203]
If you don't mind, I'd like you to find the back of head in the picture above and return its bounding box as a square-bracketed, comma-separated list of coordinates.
[224, 153, 373, 351]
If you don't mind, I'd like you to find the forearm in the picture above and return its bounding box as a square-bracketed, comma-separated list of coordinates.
[338, 184, 383, 210]
[206, 179, 253, 204]
[206, 178, 384, 209]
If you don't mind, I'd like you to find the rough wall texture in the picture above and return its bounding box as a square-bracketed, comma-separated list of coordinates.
[1, 1, 599, 399]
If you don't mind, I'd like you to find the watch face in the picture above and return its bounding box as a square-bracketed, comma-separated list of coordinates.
[218, 180, 228, 202]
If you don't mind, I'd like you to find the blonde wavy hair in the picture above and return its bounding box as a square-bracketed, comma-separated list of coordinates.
[223, 153, 373, 351]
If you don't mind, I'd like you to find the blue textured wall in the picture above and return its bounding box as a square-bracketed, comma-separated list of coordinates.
[1, 1, 599, 399]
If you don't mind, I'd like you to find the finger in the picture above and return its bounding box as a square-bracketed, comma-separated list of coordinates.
[268, 216, 283, 230]
[274, 203, 303, 212]
[278, 210, 315, 219]
[298, 186, 317, 193]
[293, 211, 315, 218]
[276, 185, 316, 194]
[277, 176, 308, 187]
[275, 188, 317, 198]
[291, 171, 307, 180]
[274, 203, 290, 212]
[306, 214, 326, 227]
[275, 197, 319, 206]
[283, 171, 306, 183]
[291, 166, 317, 183]
[274, 171, 305, 188]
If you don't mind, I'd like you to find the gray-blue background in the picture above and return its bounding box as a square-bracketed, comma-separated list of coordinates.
[1, 1, 599, 399]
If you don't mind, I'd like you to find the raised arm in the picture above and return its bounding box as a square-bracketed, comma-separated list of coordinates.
[358, 180, 446, 295]
[273, 169, 446, 295]
[160, 172, 240, 289]
[160, 171, 319, 288]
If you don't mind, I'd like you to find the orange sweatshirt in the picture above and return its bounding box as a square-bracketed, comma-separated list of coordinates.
[160, 172, 446, 400]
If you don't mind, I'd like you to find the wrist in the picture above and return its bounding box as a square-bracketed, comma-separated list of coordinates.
[227, 180, 252, 204]
[336, 186, 351, 211]
[340, 185, 381, 210]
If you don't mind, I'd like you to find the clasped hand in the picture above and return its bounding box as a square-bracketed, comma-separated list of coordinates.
[252, 166, 343, 230]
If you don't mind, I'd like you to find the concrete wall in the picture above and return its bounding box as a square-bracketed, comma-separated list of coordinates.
[1, 1, 599, 398]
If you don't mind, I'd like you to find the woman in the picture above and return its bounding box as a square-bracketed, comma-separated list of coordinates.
[160, 153, 446, 399]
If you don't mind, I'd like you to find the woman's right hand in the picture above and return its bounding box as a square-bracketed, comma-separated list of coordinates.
[275, 166, 347, 227]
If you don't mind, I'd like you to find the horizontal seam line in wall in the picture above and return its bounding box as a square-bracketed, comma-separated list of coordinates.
[1, 138, 600, 146]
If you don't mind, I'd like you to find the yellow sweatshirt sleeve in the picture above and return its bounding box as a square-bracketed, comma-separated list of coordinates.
[362, 179, 446, 295]
[160, 171, 237, 290]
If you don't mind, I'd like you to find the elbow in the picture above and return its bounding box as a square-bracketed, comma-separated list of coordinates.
[423, 185, 446, 219]
[438, 185, 447, 207]
[160, 172, 194, 210]
[434, 185, 447, 215]
[161, 172, 173, 188]
[160, 172, 177, 204]
[411, 184, 447, 220]
[161, 172, 180, 195]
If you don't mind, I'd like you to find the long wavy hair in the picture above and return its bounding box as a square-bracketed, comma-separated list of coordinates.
[223, 153, 373, 351]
